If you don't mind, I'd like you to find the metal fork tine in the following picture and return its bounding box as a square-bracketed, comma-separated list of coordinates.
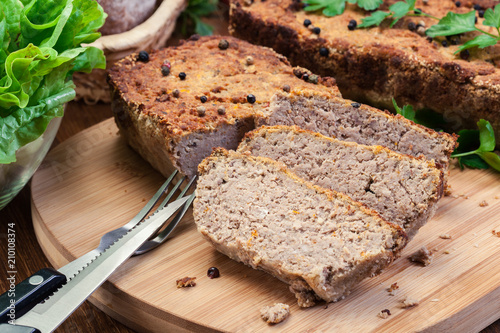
[156, 175, 186, 211]
[176, 175, 196, 200]
[96, 170, 179, 252]
[126, 170, 179, 228]
[133, 176, 197, 255]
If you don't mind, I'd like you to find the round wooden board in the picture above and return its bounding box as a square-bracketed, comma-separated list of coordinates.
[31, 118, 500, 332]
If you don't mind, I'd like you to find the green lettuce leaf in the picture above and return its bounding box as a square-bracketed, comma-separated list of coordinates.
[0, 0, 106, 164]
[0, 84, 75, 163]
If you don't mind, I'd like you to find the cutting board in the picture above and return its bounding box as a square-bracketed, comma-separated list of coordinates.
[31, 118, 500, 333]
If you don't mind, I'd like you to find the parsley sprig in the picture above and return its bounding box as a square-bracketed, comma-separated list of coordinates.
[359, 0, 418, 28]
[394, 99, 500, 172]
[452, 120, 500, 172]
[426, 5, 500, 54]
[303, 0, 382, 17]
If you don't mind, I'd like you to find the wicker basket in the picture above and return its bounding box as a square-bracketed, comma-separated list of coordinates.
[73, 0, 187, 104]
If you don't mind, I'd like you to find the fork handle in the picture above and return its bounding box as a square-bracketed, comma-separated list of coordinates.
[0, 268, 66, 323]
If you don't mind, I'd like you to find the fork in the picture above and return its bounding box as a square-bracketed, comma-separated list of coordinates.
[97, 170, 197, 256]
[0, 170, 196, 323]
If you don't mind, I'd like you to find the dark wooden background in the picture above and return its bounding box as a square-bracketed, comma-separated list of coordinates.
[1, 4, 499, 332]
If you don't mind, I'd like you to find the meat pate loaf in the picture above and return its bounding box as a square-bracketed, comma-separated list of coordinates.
[229, 0, 500, 141]
[194, 148, 407, 307]
[256, 89, 457, 172]
[238, 125, 443, 240]
[107, 35, 338, 178]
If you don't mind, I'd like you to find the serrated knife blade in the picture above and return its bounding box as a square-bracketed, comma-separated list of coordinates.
[10, 196, 190, 333]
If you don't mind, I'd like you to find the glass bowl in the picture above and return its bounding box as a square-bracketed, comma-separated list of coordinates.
[0, 116, 62, 210]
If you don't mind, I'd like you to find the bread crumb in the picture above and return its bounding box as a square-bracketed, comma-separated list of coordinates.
[377, 309, 391, 319]
[494, 196, 499, 199]
[409, 246, 433, 266]
[430, 299, 440, 302]
[474, 244, 479, 248]
[176, 276, 196, 288]
[260, 303, 290, 324]
[387, 282, 399, 296]
[479, 200, 489, 207]
[443, 250, 450, 254]
[492, 230, 500, 237]
[439, 234, 452, 239]
[401, 296, 419, 308]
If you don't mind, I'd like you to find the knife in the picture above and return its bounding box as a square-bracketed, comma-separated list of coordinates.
[0, 195, 190, 333]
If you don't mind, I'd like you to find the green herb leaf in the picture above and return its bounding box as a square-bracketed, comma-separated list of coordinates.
[304, 0, 347, 16]
[477, 118, 496, 151]
[458, 154, 490, 170]
[483, 4, 500, 28]
[356, 0, 383, 11]
[426, 10, 477, 37]
[359, 10, 391, 28]
[477, 151, 500, 172]
[392, 98, 416, 121]
[451, 119, 499, 172]
[179, 0, 218, 36]
[456, 34, 498, 53]
[389, 0, 415, 26]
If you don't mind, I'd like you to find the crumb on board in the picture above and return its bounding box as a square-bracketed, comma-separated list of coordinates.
[479, 200, 489, 207]
[493, 230, 500, 237]
[474, 244, 479, 248]
[409, 246, 433, 266]
[260, 303, 290, 324]
[430, 299, 440, 302]
[387, 282, 399, 296]
[439, 234, 452, 239]
[443, 250, 451, 254]
[176, 276, 196, 288]
[401, 296, 419, 308]
[377, 309, 391, 319]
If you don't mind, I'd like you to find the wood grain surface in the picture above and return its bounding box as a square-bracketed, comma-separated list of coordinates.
[29, 117, 500, 332]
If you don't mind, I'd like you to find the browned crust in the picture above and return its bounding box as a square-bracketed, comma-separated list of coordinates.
[229, 0, 500, 142]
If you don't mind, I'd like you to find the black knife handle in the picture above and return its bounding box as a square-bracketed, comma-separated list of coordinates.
[0, 323, 40, 333]
[0, 268, 66, 323]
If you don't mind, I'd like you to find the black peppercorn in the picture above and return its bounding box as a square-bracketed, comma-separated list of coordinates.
[218, 39, 229, 50]
[179, 72, 186, 80]
[282, 84, 291, 92]
[473, 4, 482, 10]
[312, 27, 321, 34]
[304, 19, 312, 27]
[207, 267, 220, 279]
[408, 22, 417, 31]
[247, 94, 256, 103]
[200, 95, 208, 103]
[302, 73, 309, 81]
[172, 89, 180, 98]
[351, 102, 361, 108]
[161, 66, 170, 76]
[478, 10, 485, 18]
[137, 51, 149, 62]
[460, 49, 470, 60]
[455, 1, 461, 7]
[347, 20, 357, 31]
[441, 40, 448, 47]
[426, 36, 433, 43]
[319, 47, 329, 56]
[475, 16, 478, 24]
